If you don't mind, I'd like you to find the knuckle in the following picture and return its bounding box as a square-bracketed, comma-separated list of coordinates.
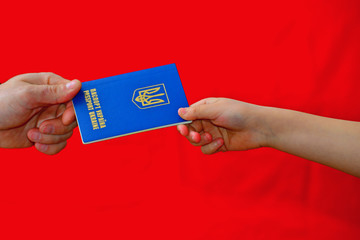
[203, 97, 213, 103]
[40, 72, 61, 85]
[203, 97, 217, 105]
[191, 106, 198, 115]
[40, 72, 55, 78]
[39, 72, 53, 83]
[40, 72, 54, 76]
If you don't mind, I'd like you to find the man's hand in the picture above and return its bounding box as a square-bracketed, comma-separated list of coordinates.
[0, 72, 82, 155]
[177, 98, 270, 154]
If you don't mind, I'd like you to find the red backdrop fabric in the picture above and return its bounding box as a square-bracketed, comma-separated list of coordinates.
[0, 0, 360, 239]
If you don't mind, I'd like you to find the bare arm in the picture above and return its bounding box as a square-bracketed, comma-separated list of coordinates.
[177, 98, 360, 177]
[264, 107, 360, 176]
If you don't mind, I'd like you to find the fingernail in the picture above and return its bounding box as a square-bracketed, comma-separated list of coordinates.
[178, 108, 187, 115]
[190, 132, 196, 141]
[190, 131, 200, 143]
[66, 80, 77, 89]
[42, 125, 55, 134]
[31, 132, 41, 141]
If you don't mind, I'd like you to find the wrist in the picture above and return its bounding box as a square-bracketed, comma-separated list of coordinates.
[259, 106, 301, 150]
[252, 106, 284, 148]
[0, 82, 12, 130]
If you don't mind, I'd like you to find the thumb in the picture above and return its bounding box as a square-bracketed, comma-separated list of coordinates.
[32, 80, 82, 106]
[178, 102, 219, 121]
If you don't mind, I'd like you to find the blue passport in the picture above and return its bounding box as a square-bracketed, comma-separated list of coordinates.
[72, 63, 191, 144]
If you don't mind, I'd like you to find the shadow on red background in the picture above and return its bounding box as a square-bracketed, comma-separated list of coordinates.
[1, 0, 360, 239]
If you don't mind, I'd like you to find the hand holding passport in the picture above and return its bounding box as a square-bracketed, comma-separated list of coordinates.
[72, 63, 191, 144]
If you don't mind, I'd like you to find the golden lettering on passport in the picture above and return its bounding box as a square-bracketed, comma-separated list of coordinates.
[90, 88, 101, 109]
[96, 109, 106, 129]
[89, 111, 99, 130]
[83, 88, 107, 130]
[84, 90, 94, 111]
[132, 84, 170, 109]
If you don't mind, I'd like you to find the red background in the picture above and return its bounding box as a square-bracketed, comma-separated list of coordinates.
[1, 0, 360, 239]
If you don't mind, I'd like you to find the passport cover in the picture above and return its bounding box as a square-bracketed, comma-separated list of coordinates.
[72, 63, 191, 144]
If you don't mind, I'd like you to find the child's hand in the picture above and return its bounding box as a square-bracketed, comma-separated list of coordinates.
[178, 97, 360, 177]
[177, 98, 270, 154]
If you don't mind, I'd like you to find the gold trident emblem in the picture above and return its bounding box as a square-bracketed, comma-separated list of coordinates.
[135, 87, 165, 106]
[132, 83, 170, 109]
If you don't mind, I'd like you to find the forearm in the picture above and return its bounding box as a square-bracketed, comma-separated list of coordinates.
[262, 107, 360, 177]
